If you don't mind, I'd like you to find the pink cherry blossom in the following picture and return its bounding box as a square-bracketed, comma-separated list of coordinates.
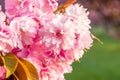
[0, 0, 93, 80]
[9, 16, 39, 49]
[0, 11, 15, 53]
[26, 4, 93, 80]
[5, 0, 32, 15]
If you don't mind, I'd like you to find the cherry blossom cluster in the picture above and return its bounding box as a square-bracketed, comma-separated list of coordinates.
[0, 0, 93, 80]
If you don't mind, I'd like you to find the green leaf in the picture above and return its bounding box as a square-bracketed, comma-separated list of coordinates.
[0, 53, 39, 80]
[0, 57, 3, 66]
[13, 73, 19, 80]
[14, 63, 27, 80]
[7, 74, 18, 80]
[0, 53, 18, 78]
[17, 59, 39, 80]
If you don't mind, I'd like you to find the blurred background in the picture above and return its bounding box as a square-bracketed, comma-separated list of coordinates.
[0, 0, 120, 80]
[64, 0, 120, 80]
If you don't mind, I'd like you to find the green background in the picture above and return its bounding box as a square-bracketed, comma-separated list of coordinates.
[65, 27, 120, 80]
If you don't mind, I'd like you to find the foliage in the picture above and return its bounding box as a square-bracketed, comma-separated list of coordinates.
[0, 53, 39, 80]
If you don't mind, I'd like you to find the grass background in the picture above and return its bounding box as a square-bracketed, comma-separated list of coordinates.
[65, 27, 120, 80]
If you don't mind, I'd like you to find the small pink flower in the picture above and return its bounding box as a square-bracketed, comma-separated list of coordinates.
[5, 0, 20, 15]
[5, 0, 58, 18]
[9, 16, 39, 49]
[0, 11, 6, 26]
[0, 25, 15, 53]
[38, 0, 58, 12]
